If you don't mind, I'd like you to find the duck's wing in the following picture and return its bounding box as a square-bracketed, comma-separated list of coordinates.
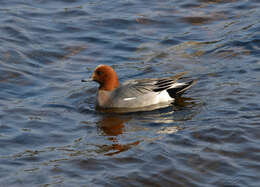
[123, 72, 189, 94]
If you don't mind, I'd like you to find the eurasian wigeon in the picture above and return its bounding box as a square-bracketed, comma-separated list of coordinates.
[82, 65, 197, 111]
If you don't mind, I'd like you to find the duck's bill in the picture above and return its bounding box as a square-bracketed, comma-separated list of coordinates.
[81, 78, 92, 82]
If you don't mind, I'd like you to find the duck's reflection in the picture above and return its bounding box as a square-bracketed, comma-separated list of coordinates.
[92, 96, 198, 156]
[97, 115, 141, 156]
[97, 116, 126, 136]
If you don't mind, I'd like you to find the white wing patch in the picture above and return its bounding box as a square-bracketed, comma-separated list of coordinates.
[123, 97, 136, 101]
[156, 90, 174, 103]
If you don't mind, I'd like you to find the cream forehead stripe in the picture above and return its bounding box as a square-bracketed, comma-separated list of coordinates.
[95, 64, 107, 70]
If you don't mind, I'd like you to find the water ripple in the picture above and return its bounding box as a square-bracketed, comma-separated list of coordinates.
[0, 0, 260, 186]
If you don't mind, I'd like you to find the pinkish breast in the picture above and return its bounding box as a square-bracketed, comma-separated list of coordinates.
[97, 90, 111, 107]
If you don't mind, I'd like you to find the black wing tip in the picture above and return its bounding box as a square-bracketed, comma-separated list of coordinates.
[167, 79, 198, 98]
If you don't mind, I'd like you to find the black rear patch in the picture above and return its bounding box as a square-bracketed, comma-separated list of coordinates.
[153, 87, 169, 92]
[166, 80, 196, 98]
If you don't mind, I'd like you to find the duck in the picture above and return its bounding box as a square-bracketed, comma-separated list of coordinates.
[82, 65, 197, 111]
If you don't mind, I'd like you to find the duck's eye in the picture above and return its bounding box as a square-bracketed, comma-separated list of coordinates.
[96, 70, 102, 75]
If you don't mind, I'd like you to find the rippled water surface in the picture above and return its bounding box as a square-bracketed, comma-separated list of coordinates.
[1, 0, 260, 186]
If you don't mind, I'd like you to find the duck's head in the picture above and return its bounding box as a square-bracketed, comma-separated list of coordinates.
[90, 65, 119, 91]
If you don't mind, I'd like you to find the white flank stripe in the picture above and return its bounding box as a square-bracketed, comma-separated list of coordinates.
[123, 97, 136, 101]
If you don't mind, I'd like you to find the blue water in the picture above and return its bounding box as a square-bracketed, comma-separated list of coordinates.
[0, 0, 260, 186]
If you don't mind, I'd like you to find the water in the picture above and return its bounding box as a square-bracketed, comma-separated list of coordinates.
[0, 0, 260, 186]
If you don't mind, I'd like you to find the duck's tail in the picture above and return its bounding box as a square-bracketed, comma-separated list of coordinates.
[166, 80, 197, 98]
